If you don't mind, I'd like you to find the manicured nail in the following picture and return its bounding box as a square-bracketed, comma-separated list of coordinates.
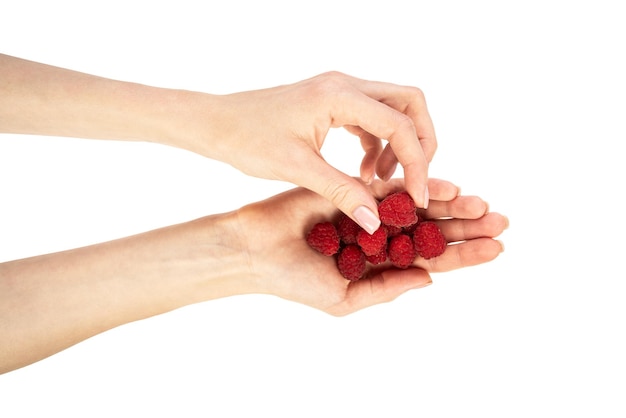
[353, 205, 380, 235]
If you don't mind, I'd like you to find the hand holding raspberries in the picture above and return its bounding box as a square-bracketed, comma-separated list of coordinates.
[233, 178, 505, 316]
[306, 190, 447, 281]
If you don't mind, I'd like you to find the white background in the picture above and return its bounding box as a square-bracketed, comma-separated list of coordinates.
[1, 1, 625, 416]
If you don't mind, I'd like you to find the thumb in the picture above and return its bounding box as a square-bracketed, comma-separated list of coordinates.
[328, 268, 433, 316]
[296, 157, 381, 234]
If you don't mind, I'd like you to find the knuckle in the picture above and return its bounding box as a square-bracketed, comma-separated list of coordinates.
[394, 112, 416, 133]
[309, 71, 348, 96]
[319, 70, 347, 80]
[323, 180, 353, 210]
[407, 86, 426, 103]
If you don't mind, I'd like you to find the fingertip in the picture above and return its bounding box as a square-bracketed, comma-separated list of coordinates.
[402, 162, 430, 210]
[408, 184, 430, 210]
[360, 171, 374, 186]
[503, 216, 510, 230]
[352, 205, 381, 235]
[375, 144, 398, 181]
[412, 275, 433, 290]
[379, 167, 396, 182]
[388, 270, 433, 304]
[384, 267, 433, 291]
[359, 144, 379, 185]
[303, 160, 382, 233]
[424, 178, 461, 201]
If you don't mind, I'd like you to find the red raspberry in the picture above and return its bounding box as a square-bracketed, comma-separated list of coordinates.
[337, 214, 362, 244]
[388, 234, 417, 269]
[306, 222, 340, 256]
[413, 221, 447, 259]
[366, 245, 388, 265]
[356, 226, 388, 256]
[378, 191, 418, 228]
[384, 224, 403, 238]
[402, 213, 423, 235]
[337, 244, 366, 281]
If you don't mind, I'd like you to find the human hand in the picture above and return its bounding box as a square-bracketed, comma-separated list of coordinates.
[195, 72, 436, 234]
[0, 56, 434, 234]
[0, 176, 505, 372]
[234, 178, 507, 316]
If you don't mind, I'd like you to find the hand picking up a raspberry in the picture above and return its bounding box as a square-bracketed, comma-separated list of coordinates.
[306, 190, 449, 281]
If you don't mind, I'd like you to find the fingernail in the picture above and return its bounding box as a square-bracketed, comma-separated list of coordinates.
[353, 205, 380, 235]
[496, 240, 505, 252]
[423, 187, 429, 209]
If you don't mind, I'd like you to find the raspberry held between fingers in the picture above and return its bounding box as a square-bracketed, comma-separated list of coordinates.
[378, 191, 418, 227]
[356, 227, 388, 256]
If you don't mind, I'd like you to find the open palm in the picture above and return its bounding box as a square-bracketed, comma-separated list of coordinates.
[235, 178, 507, 316]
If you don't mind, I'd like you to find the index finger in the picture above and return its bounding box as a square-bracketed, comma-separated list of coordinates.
[331, 90, 430, 209]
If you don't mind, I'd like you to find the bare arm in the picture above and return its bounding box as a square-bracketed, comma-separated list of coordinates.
[0, 212, 251, 374]
[0, 53, 211, 149]
[0, 178, 507, 374]
[0, 53, 438, 231]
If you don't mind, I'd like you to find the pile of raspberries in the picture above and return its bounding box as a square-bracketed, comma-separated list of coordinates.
[306, 191, 447, 281]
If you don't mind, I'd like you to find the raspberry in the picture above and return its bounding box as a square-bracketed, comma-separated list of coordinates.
[304, 189, 447, 281]
[378, 191, 418, 228]
[402, 213, 423, 235]
[306, 222, 340, 256]
[384, 224, 403, 238]
[388, 234, 417, 269]
[337, 244, 366, 281]
[366, 245, 388, 265]
[356, 226, 388, 256]
[413, 221, 447, 259]
[337, 214, 362, 244]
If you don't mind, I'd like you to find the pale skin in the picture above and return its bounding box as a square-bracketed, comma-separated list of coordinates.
[0, 54, 437, 233]
[0, 178, 507, 374]
[0, 53, 508, 374]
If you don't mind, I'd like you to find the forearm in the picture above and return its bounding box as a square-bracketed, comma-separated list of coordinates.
[0, 54, 218, 155]
[0, 212, 252, 374]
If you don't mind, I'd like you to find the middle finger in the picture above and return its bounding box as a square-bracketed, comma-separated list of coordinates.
[422, 195, 489, 220]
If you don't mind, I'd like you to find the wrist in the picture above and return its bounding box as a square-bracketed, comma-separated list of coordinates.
[175, 211, 260, 304]
[0, 211, 255, 373]
[151, 89, 227, 160]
